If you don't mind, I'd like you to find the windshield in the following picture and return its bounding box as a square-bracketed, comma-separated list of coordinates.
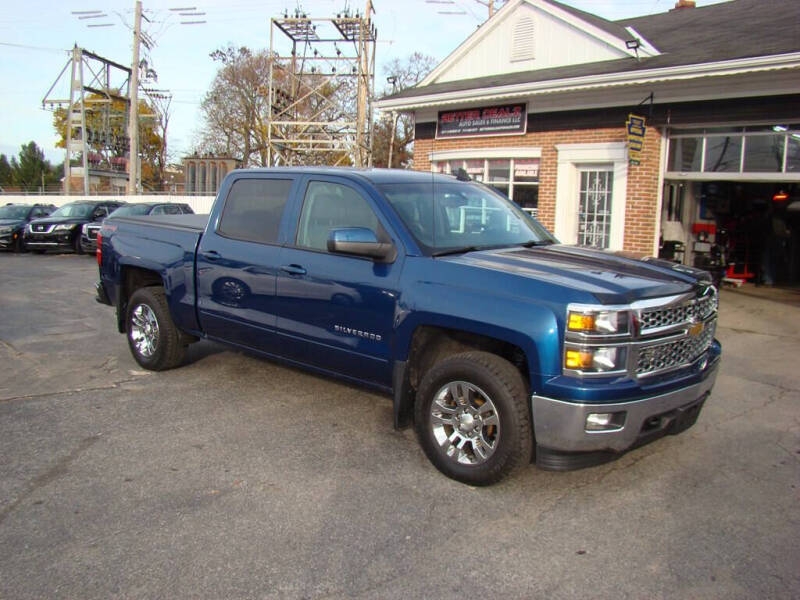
[110, 204, 151, 217]
[51, 203, 94, 218]
[378, 181, 555, 255]
[0, 206, 30, 219]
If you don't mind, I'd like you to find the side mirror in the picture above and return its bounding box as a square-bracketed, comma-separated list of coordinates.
[327, 228, 396, 262]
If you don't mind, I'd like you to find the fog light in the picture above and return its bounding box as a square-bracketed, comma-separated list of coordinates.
[586, 412, 625, 431]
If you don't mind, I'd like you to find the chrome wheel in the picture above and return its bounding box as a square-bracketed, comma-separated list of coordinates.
[130, 304, 160, 358]
[429, 381, 500, 466]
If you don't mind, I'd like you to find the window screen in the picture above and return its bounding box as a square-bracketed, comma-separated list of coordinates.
[296, 181, 379, 251]
[218, 179, 292, 244]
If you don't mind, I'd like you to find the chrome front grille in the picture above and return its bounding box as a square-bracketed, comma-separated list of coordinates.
[636, 319, 716, 376]
[640, 291, 716, 331]
[32, 224, 54, 233]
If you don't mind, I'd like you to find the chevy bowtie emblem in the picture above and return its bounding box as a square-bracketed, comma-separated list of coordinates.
[689, 322, 704, 337]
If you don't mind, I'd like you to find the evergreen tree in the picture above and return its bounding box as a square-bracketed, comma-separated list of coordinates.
[0, 154, 12, 187]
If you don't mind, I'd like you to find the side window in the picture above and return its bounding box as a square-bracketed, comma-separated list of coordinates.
[296, 181, 380, 252]
[150, 206, 166, 215]
[94, 206, 109, 220]
[163, 205, 181, 215]
[218, 178, 292, 244]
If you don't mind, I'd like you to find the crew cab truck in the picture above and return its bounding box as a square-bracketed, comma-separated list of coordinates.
[96, 167, 721, 485]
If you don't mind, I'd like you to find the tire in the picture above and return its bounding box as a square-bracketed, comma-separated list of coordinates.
[415, 351, 533, 486]
[73, 234, 84, 255]
[13, 236, 26, 253]
[126, 287, 187, 371]
[32, 249, 45, 254]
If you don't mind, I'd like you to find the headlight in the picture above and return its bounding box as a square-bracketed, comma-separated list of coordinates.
[567, 308, 630, 335]
[564, 345, 628, 374]
[54, 224, 77, 231]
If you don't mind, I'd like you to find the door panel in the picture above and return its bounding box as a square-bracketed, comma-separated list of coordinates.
[196, 177, 294, 353]
[275, 179, 401, 386]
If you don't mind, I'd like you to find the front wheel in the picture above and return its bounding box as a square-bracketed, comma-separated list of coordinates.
[126, 287, 187, 371]
[415, 351, 533, 486]
[73, 234, 84, 255]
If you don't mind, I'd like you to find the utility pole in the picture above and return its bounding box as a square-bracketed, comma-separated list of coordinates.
[355, 0, 374, 167]
[475, 0, 499, 19]
[388, 111, 398, 168]
[126, 0, 142, 195]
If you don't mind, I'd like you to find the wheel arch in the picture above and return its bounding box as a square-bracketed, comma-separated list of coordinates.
[392, 319, 539, 430]
[115, 264, 167, 333]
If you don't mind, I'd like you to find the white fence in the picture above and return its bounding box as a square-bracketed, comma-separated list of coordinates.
[2, 194, 217, 215]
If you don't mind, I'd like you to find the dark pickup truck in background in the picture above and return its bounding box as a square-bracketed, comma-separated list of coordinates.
[96, 167, 721, 485]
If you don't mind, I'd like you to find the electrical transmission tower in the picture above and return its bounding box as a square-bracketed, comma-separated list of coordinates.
[42, 46, 132, 194]
[267, 2, 377, 167]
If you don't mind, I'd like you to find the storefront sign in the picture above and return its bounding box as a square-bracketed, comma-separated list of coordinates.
[514, 158, 539, 178]
[437, 103, 527, 139]
[627, 113, 646, 165]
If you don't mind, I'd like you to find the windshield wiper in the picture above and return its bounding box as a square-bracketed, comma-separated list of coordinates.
[431, 245, 482, 257]
[517, 240, 554, 248]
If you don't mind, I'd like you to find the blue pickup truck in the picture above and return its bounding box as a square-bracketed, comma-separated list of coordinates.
[96, 167, 720, 485]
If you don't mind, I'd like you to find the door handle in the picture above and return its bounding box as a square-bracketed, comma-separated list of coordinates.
[201, 250, 221, 261]
[280, 264, 306, 276]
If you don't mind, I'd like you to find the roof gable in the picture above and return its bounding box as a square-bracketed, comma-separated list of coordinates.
[421, 0, 657, 86]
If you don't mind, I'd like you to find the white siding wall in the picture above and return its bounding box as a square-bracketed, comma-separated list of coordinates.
[434, 3, 627, 84]
[1, 195, 217, 214]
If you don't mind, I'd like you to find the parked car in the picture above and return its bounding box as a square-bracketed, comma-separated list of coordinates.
[0, 203, 57, 252]
[25, 200, 125, 254]
[96, 167, 720, 485]
[80, 202, 194, 253]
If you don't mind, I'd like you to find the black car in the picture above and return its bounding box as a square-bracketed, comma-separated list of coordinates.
[25, 200, 125, 254]
[80, 202, 194, 253]
[0, 203, 57, 252]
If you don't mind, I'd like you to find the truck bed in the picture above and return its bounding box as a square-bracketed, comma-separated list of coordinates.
[110, 213, 209, 231]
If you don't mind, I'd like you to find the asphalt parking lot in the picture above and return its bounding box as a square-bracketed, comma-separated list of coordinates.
[1, 252, 798, 599]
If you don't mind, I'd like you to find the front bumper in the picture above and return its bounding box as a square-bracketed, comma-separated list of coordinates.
[25, 232, 76, 250]
[532, 350, 720, 465]
[80, 234, 98, 253]
[0, 231, 21, 248]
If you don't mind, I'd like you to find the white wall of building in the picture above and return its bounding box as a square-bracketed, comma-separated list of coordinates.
[431, 1, 628, 84]
[2, 195, 217, 214]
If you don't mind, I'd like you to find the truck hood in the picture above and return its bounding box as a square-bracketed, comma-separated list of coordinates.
[0, 219, 25, 228]
[445, 244, 708, 304]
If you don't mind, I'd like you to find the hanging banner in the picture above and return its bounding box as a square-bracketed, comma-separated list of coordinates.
[626, 113, 646, 165]
[436, 103, 527, 139]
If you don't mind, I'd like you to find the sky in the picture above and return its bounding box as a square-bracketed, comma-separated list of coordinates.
[0, 0, 728, 164]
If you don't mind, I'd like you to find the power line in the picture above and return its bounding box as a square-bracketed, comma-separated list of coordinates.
[0, 41, 68, 53]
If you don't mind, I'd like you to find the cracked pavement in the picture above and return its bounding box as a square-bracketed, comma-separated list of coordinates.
[0, 253, 798, 599]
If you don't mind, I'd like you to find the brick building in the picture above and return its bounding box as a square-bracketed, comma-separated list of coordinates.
[376, 0, 800, 284]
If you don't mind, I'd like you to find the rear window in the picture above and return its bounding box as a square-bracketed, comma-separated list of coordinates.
[110, 205, 151, 217]
[217, 179, 292, 244]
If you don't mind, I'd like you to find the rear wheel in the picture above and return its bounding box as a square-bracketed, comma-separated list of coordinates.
[415, 351, 532, 486]
[126, 287, 187, 371]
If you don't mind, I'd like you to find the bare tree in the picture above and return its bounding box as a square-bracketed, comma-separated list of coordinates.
[373, 52, 437, 168]
[198, 46, 272, 166]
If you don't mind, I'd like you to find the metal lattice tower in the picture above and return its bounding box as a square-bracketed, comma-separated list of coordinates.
[42, 46, 132, 194]
[267, 4, 376, 167]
